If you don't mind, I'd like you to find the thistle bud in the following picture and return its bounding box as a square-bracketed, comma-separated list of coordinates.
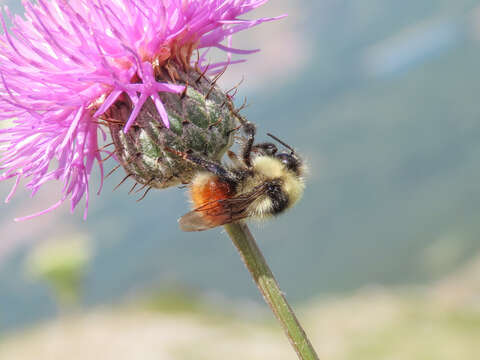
[0, 0, 282, 219]
[107, 69, 237, 189]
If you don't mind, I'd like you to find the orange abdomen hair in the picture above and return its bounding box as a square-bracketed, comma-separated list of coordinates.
[190, 174, 232, 208]
[189, 174, 233, 227]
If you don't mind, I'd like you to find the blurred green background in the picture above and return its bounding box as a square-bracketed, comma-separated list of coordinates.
[2, 0, 480, 358]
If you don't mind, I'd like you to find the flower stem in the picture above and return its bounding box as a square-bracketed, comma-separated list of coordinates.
[224, 222, 319, 360]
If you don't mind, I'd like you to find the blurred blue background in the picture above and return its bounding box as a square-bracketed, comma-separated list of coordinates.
[2, 1, 480, 356]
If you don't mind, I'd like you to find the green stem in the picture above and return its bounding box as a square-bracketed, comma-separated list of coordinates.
[224, 222, 319, 360]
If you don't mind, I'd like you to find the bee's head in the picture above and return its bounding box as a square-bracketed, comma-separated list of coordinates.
[266, 133, 303, 176]
[275, 152, 302, 175]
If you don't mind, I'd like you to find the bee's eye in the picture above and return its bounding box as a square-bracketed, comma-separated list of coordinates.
[276, 153, 299, 172]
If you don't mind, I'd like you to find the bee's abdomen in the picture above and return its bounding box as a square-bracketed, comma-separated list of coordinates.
[191, 174, 231, 209]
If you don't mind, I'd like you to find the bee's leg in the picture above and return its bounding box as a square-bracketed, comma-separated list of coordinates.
[227, 150, 245, 169]
[225, 97, 256, 167]
[252, 142, 278, 156]
[164, 147, 237, 186]
[240, 121, 256, 168]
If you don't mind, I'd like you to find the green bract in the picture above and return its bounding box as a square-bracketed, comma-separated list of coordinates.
[108, 70, 237, 189]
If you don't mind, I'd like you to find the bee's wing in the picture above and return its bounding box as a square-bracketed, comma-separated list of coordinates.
[178, 209, 231, 232]
[179, 184, 268, 232]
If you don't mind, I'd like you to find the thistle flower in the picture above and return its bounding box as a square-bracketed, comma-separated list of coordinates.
[0, 0, 282, 221]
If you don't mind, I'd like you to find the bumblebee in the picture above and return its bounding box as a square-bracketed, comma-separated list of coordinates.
[170, 121, 306, 231]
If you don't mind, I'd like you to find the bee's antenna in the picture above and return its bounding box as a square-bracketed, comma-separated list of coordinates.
[266, 133, 295, 155]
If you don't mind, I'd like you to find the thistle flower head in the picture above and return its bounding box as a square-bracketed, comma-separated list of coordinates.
[0, 0, 282, 220]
